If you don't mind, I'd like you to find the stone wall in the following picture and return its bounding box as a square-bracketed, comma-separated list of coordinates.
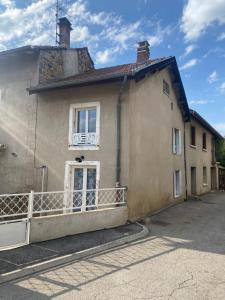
[39, 50, 64, 84]
[77, 48, 94, 73]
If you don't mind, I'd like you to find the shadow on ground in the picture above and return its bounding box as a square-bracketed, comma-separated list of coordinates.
[0, 191, 224, 299]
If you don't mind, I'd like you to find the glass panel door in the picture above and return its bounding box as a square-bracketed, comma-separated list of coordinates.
[73, 168, 83, 210]
[86, 168, 97, 210]
[72, 166, 97, 211]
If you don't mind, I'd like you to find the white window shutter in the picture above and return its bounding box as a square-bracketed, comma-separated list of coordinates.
[172, 128, 176, 154]
[173, 171, 176, 197]
[179, 170, 182, 195]
[178, 130, 182, 155]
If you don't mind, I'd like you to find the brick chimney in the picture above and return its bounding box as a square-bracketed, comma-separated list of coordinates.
[137, 41, 150, 63]
[58, 17, 72, 48]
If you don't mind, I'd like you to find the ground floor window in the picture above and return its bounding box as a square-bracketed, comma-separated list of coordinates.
[64, 161, 100, 211]
[174, 170, 182, 197]
[203, 167, 207, 185]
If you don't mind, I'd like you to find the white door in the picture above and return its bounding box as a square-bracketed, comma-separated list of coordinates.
[72, 166, 97, 211]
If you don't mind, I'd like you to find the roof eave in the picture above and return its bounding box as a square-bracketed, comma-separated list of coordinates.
[190, 110, 223, 139]
[28, 73, 133, 94]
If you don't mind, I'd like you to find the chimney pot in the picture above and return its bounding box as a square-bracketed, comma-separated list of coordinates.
[137, 41, 150, 63]
[58, 17, 72, 48]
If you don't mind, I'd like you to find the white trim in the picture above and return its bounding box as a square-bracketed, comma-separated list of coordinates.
[172, 128, 182, 155]
[173, 170, 182, 198]
[64, 161, 100, 209]
[68, 102, 100, 150]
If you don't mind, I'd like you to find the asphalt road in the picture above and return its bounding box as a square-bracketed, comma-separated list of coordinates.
[0, 191, 225, 300]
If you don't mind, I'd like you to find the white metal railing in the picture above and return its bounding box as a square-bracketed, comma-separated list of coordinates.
[0, 193, 29, 219]
[0, 188, 127, 219]
[33, 188, 127, 215]
[72, 132, 99, 146]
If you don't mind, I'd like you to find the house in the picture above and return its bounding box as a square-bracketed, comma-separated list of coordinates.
[0, 18, 94, 194]
[185, 109, 223, 196]
[0, 17, 223, 223]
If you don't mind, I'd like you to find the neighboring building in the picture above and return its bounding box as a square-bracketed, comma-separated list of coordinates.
[0, 18, 93, 193]
[0, 17, 223, 220]
[185, 110, 223, 196]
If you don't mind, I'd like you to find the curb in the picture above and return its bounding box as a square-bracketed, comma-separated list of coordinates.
[0, 223, 148, 285]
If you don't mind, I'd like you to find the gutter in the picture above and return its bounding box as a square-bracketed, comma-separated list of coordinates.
[116, 75, 128, 186]
[28, 73, 133, 94]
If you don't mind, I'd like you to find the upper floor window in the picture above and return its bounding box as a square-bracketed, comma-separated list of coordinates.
[172, 128, 182, 155]
[202, 132, 207, 150]
[163, 80, 170, 96]
[190, 126, 196, 147]
[69, 102, 100, 149]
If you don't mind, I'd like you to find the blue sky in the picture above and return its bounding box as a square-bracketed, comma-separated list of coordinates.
[0, 0, 225, 135]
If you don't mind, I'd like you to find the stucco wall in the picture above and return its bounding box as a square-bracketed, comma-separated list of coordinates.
[30, 207, 128, 243]
[185, 118, 213, 195]
[127, 68, 186, 219]
[34, 67, 187, 220]
[0, 53, 39, 193]
[34, 82, 129, 191]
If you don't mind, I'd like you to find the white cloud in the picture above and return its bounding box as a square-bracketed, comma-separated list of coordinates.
[180, 58, 199, 70]
[0, 0, 172, 65]
[220, 82, 225, 94]
[95, 46, 120, 64]
[180, 44, 196, 59]
[71, 26, 91, 42]
[217, 32, 225, 41]
[181, 0, 225, 41]
[0, 0, 14, 8]
[0, 0, 56, 46]
[213, 123, 225, 136]
[207, 71, 219, 84]
[102, 21, 141, 50]
[147, 24, 172, 47]
[189, 99, 214, 105]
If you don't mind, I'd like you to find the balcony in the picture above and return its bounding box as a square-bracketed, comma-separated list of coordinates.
[72, 132, 99, 146]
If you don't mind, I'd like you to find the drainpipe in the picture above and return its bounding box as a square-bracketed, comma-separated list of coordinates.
[183, 121, 188, 200]
[116, 75, 128, 187]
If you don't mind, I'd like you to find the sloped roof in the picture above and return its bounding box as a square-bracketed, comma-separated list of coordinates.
[190, 109, 223, 139]
[28, 55, 190, 121]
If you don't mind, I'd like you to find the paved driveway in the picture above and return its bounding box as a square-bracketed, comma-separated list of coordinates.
[0, 191, 225, 300]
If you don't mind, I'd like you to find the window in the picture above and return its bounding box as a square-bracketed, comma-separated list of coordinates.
[69, 102, 100, 149]
[64, 161, 100, 211]
[203, 167, 207, 185]
[172, 128, 182, 155]
[163, 80, 170, 96]
[202, 132, 207, 150]
[190, 126, 196, 146]
[174, 170, 182, 197]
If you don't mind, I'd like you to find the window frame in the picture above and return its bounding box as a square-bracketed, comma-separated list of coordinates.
[68, 102, 100, 150]
[203, 166, 208, 186]
[64, 160, 100, 209]
[173, 170, 182, 198]
[172, 128, 182, 155]
[190, 126, 196, 147]
[163, 79, 170, 96]
[202, 132, 207, 151]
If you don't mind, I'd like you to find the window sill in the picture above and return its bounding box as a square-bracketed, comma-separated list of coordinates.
[69, 145, 100, 151]
[174, 194, 182, 198]
[190, 145, 196, 149]
[203, 183, 208, 187]
[202, 148, 207, 152]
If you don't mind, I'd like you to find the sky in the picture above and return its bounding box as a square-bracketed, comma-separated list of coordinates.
[0, 0, 225, 135]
